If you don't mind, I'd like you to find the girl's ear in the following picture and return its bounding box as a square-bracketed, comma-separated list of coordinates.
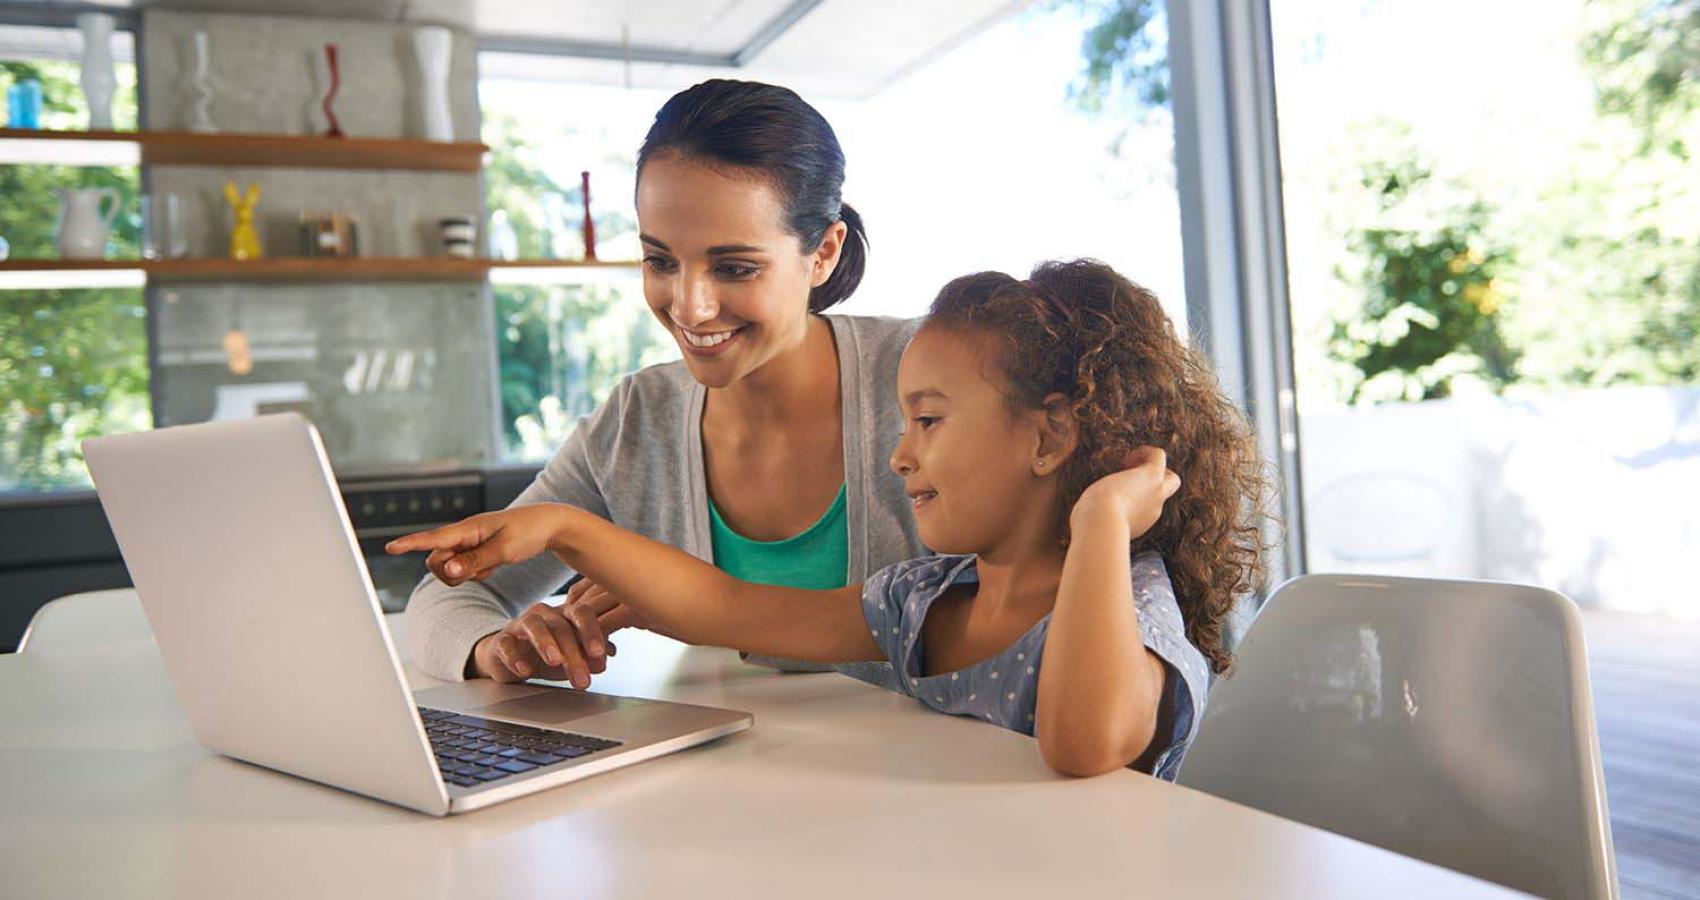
[1033, 392, 1078, 475]
[809, 220, 846, 288]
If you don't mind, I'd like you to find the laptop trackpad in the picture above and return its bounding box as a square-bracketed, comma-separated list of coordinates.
[472, 690, 636, 725]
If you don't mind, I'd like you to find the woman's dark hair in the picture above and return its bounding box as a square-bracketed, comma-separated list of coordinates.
[924, 259, 1273, 674]
[637, 79, 866, 312]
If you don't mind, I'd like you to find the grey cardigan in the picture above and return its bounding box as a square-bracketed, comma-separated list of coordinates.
[403, 314, 928, 682]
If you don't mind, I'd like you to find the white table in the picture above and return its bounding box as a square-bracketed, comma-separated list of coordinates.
[1, 590, 1527, 899]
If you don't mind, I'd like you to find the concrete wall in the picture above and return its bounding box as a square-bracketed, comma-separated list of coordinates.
[136, 9, 497, 468]
[141, 9, 479, 139]
[1300, 386, 1700, 618]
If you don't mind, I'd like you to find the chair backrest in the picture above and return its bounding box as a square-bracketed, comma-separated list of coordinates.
[1178, 574, 1617, 900]
[18, 589, 152, 654]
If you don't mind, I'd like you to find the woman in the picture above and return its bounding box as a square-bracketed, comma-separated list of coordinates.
[403, 79, 927, 686]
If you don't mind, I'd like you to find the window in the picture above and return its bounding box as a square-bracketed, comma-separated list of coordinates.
[1271, 0, 1700, 620]
[1, 35, 145, 494]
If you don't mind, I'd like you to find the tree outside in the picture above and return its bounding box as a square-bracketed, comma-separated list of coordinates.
[1061, 0, 1700, 406]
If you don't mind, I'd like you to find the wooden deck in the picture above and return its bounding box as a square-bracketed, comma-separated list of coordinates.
[1582, 610, 1700, 899]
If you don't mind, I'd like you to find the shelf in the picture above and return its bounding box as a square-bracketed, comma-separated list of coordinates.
[0, 258, 640, 287]
[0, 129, 488, 172]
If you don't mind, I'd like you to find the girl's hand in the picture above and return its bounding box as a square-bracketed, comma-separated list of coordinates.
[1070, 446, 1181, 539]
[564, 577, 657, 640]
[386, 504, 571, 586]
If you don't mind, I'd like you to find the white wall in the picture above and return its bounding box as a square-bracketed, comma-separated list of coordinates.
[1301, 385, 1700, 618]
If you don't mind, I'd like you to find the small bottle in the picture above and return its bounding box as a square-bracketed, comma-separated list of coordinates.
[7, 78, 43, 129]
[488, 209, 518, 261]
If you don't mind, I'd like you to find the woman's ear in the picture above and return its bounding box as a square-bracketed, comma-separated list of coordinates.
[1033, 392, 1078, 476]
[809, 220, 847, 288]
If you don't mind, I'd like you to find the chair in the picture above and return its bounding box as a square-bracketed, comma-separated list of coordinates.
[1178, 574, 1617, 900]
[17, 589, 152, 653]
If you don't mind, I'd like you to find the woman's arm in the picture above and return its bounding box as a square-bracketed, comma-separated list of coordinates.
[401, 415, 607, 683]
[1035, 448, 1177, 777]
[389, 504, 884, 665]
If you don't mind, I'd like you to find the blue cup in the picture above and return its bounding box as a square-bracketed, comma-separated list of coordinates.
[7, 78, 43, 129]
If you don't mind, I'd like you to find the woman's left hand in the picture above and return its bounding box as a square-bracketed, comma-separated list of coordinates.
[385, 504, 572, 586]
[1070, 446, 1181, 538]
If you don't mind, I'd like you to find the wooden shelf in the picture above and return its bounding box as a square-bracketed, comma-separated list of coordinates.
[0, 258, 640, 285]
[0, 128, 488, 172]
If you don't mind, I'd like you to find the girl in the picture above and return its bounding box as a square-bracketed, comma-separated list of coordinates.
[402, 79, 926, 687]
[390, 260, 1270, 778]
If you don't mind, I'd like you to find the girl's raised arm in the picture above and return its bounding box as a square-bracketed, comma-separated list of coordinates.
[1035, 448, 1177, 777]
[387, 504, 883, 665]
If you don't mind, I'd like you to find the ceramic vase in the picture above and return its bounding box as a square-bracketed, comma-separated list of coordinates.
[187, 30, 216, 133]
[412, 26, 453, 142]
[78, 13, 117, 130]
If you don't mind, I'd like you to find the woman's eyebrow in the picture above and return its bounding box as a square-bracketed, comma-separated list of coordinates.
[706, 244, 765, 255]
[639, 234, 670, 251]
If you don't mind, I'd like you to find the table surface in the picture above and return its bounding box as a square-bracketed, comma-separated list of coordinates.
[1, 590, 1528, 899]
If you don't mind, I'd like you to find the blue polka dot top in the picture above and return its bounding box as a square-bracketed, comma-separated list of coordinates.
[855, 551, 1209, 781]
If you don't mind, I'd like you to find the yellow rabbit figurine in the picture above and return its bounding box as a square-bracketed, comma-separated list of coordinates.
[223, 181, 262, 260]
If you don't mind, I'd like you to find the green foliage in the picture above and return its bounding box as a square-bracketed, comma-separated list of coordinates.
[0, 290, 150, 491]
[1329, 154, 1518, 402]
[1053, 0, 1168, 113]
[493, 283, 672, 459]
[1582, 0, 1700, 156]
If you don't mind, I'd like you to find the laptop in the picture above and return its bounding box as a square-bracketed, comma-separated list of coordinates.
[82, 413, 752, 816]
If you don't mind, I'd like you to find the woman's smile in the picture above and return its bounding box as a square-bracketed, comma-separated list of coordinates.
[677, 323, 747, 356]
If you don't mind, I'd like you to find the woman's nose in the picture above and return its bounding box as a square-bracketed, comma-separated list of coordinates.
[670, 275, 719, 327]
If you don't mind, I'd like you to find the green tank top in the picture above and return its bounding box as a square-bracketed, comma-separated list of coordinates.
[709, 483, 849, 590]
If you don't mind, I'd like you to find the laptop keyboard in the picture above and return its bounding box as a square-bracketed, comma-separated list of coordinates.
[418, 707, 623, 788]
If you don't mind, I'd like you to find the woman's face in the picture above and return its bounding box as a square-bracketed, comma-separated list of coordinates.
[635, 153, 840, 388]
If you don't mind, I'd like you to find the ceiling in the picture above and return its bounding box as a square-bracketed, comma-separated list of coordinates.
[0, 0, 1032, 98]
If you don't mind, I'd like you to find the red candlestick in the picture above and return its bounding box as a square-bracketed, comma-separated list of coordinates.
[323, 43, 344, 138]
[580, 170, 597, 261]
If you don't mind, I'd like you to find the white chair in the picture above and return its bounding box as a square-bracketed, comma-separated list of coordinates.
[1178, 574, 1617, 900]
[17, 589, 152, 653]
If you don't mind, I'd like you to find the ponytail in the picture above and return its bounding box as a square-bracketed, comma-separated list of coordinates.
[638, 80, 867, 311]
[810, 203, 868, 312]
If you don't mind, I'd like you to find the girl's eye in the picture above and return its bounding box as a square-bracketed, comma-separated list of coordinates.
[716, 263, 759, 280]
[643, 255, 678, 274]
[914, 416, 940, 430]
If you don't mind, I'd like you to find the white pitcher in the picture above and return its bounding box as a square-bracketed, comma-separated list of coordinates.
[57, 187, 121, 260]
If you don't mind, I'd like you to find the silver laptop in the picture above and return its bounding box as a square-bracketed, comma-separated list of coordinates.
[83, 413, 752, 816]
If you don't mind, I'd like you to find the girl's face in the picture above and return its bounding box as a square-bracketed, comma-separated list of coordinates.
[890, 326, 1056, 555]
[635, 153, 840, 389]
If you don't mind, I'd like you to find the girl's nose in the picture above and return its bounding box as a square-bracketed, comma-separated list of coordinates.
[889, 437, 915, 477]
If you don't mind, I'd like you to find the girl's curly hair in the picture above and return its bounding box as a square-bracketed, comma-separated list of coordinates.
[925, 259, 1272, 673]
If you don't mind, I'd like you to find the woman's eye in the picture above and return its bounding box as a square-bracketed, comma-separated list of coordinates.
[643, 255, 678, 273]
[716, 263, 759, 279]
